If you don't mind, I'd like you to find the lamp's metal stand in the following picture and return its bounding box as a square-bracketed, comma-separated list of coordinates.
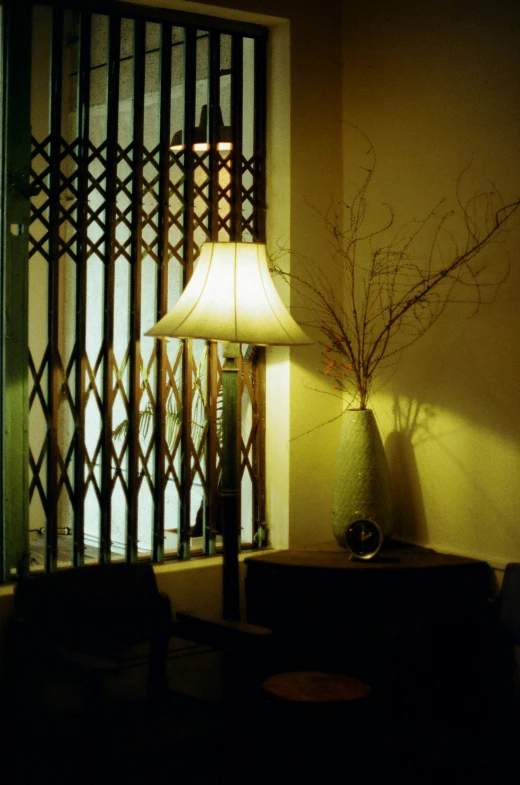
[220, 342, 241, 621]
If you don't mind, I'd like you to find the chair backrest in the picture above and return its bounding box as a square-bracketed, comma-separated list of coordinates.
[499, 563, 520, 644]
[14, 562, 171, 654]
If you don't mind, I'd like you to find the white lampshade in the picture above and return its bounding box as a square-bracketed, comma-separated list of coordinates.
[145, 242, 312, 346]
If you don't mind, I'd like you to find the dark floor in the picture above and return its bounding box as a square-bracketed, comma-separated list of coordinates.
[10, 693, 520, 785]
[4, 640, 520, 785]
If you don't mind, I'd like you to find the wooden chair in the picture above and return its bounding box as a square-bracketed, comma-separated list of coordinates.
[12, 561, 173, 710]
[12, 561, 273, 709]
[8, 561, 273, 784]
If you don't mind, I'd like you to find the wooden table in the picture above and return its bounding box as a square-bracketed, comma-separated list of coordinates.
[245, 541, 493, 720]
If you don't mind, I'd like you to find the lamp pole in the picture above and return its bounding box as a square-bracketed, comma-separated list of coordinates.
[220, 342, 241, 621]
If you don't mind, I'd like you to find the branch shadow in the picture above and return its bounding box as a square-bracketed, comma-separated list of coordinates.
[385, 397, 433, 545]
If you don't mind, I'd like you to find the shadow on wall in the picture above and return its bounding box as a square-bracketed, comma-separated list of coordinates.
[387, 308, 520, 450]
[382, 304, 520, 545]
[385, 398, 430, 544]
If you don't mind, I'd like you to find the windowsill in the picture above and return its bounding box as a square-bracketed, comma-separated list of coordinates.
[0, 547, 277, 595]
[154, 547, 275, 573]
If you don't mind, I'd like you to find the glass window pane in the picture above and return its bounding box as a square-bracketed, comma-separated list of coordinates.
[25, 5, 266, 570]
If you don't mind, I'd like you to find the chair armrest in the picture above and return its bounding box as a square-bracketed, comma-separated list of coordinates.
[173, 611, 272, 653]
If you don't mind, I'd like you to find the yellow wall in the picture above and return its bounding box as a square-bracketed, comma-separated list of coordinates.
[183, 0, 520, 574]
[341, 0, 520, 569]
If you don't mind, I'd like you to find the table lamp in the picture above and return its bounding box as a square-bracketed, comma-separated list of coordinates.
[146, 241, 312, 620]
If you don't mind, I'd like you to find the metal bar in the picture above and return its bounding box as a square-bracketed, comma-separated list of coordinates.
[230, 34, 243, 241]
[208, 29, 220, 240]
[232, 44, 266, 567]
[152, 20, 173, 564]
[2, 0, 32, 581]
[46, 5, 65, 573]
[178, 26, 197, 559]
[100, 14, 121, 564]
[73, 9, 91, 567]
[204, 30, 220, 556]
[127, 18, 146, 563]
[182, 27, 196, 271]
[253, 36, 267, 243]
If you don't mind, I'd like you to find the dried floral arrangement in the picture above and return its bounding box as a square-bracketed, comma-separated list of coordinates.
[271, 136, 520, 412]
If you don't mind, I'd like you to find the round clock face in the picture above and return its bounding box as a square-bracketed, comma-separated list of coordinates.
[345, 518, 383, 560]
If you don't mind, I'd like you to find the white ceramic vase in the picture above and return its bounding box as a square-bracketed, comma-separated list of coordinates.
[332, 409, 393, 549]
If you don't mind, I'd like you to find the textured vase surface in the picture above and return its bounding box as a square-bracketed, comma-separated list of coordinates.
[332, 409, 393, 549]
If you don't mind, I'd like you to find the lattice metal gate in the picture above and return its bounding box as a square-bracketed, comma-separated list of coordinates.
[26, 1, 267, 572]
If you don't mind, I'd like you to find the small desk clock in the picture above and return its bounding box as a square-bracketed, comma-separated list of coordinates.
[345, 518, 383, 560]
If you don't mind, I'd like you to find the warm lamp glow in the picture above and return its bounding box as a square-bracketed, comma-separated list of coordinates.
[169, 106, 233, 155]
[145, 242, 312, 346]
[169, 142, 233, 153]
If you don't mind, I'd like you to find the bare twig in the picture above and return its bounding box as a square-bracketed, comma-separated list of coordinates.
[270, 139, 520, 411]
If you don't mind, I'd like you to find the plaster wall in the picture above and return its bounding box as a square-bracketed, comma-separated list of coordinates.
[341, 0, 520, 569]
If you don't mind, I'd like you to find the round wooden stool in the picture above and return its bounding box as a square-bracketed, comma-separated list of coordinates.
[262, 670, 371, 704]
[260, 671, 372, 779]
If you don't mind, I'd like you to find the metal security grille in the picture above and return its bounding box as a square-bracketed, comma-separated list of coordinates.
[27, 2, 267, 571]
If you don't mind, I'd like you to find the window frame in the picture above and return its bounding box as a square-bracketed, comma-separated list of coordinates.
[1, 0, 268, 581]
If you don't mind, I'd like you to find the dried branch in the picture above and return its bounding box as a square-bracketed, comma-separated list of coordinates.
[270, 139, 520, 411]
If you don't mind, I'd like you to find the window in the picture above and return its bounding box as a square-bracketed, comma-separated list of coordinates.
[1, 0, 267, 578]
